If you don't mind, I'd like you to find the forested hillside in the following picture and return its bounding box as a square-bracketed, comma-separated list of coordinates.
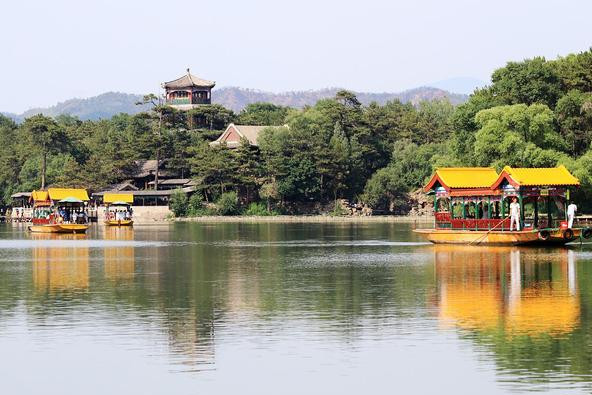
[1, 49, 591, 214]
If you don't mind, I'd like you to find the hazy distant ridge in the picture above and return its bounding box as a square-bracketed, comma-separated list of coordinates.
[213, 87, 467, 112]
[3, 87, 468, 121]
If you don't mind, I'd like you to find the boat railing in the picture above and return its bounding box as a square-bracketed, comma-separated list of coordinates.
[437, 218, 512, 231]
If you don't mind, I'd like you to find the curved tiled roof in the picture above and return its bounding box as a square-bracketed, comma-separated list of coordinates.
[163, 70, 215, 89]
[424, 167, 499, 191]
[425, 165, 580, 193]
[500, 165, 580, 187]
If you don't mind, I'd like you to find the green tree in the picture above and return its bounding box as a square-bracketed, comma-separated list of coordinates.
[22, 114, 70, 189]
[258, 125, 320, 202]
[189, 142, 236, 201]
[415, 99, 454, 144]
[473, 104, 567, 167]
[555, 90, 592, 155]
[362, 166, 408, 213]
[450, 88, 502, 163]
[553, 49, 592, 93]
[0, 115, 24, 203]
[169, 189, 188, 217]
[236, 102, 290, 126]
[490, 57, 561, 108]
[188, 104, 234, 132]
[234, 137, 261, 202]
[328, 121, 350, 199]
[216, 191, 239, 215]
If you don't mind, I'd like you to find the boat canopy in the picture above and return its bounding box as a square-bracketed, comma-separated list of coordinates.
[424, 166, 580, 195]
[48, 188, 90, 201]
[491, 165, 580, 189]
[103, 193, 133, 204]
[424, 167, 499, 192]
[30, 188, 89, 203]
[31, 190, 49, 202]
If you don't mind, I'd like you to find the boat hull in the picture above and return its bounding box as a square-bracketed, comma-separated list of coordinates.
[104, 219, 133, 227]
[28, 224, 90, 234]
[414, 228, 581, 246]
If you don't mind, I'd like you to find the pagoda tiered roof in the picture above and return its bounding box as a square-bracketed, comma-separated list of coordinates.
[163, 69, 215, 89]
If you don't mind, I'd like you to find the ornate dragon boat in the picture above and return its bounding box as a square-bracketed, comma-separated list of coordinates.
[414, 166, 589, 245]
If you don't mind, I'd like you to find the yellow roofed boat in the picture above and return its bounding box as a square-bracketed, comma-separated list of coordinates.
[103, 193, 134, 227]
[414, 166, 586, 245]
[28, 188, 91, 234]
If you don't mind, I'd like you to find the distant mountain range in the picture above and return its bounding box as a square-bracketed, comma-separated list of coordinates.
[213, 86, 468, 112]
[425, 77, 487, 95]
[2, 87, 468, 122]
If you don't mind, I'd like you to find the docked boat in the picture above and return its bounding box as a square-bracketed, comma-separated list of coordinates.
[28, 189, 91, 234]
[102, 193, 134, 226]
[414, 166, 588, 246]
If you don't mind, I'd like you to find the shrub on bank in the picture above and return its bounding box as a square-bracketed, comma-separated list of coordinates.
[243, 202, 277, 216]
[187, 193, 213, 216]
[170, 189, 188, 217]
[216, 191, 239, 215]
[329, 201, 348, 216]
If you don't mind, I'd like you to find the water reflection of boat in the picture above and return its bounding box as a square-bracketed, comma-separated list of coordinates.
[32, 236, 90, 292]
[103, 227, 135, 281]
[434, 245, 579, 337]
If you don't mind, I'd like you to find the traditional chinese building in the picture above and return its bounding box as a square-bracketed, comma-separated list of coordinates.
[162, 69, 215, 110]
[210, 124, 271, 148]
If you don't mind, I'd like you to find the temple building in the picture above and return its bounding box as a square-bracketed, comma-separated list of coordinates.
[162, 69, 215, 110]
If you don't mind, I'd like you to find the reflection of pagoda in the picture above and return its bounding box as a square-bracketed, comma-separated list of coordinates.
[162, 69, 215, 111]
[434, 246, 579, 337]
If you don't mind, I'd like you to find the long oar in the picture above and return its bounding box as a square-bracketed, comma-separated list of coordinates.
[469, 216, 511, 246]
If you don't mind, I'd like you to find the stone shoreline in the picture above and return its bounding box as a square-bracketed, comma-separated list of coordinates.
[174, 215, 433, 223]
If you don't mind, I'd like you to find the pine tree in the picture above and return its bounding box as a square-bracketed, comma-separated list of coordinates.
[329, 121, 350, 199]
[234, 137, 261, 203]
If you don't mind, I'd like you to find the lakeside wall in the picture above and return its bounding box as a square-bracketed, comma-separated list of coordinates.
[98, 206, 173, 224]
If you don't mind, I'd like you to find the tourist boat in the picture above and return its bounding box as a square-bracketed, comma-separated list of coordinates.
[29, 189, 91, 234]
[103, 193, 133, 226]
[414, 166, 589, 245]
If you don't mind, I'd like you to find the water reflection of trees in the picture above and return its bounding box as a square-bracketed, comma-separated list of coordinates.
[433, 245, 592, 389]
[102, 223, 431, 369]
[0, 222, 432, 370]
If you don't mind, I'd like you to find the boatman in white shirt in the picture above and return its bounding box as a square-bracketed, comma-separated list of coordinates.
[567, 201, 577, 228]
[509, 197, 521, 231]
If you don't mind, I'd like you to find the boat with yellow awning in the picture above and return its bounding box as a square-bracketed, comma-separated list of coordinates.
[103, 193, 134, 226]
[29, 188, 91, 234]
[414, 165, 587, 245]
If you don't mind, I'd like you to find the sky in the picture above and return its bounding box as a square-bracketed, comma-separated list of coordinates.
[1, 0, 591, 113]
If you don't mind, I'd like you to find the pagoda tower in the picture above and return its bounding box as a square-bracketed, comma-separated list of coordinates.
[162, 69, 215, 110]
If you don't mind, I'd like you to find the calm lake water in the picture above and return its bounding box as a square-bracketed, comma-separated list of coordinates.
[1, 221, 592, 394]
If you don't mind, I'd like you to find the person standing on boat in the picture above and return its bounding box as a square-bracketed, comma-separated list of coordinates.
[567, 201, 577, 228]
[510, 197, 521, 231]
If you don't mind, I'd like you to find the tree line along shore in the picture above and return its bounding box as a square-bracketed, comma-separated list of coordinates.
[1, 49, 592, 217]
